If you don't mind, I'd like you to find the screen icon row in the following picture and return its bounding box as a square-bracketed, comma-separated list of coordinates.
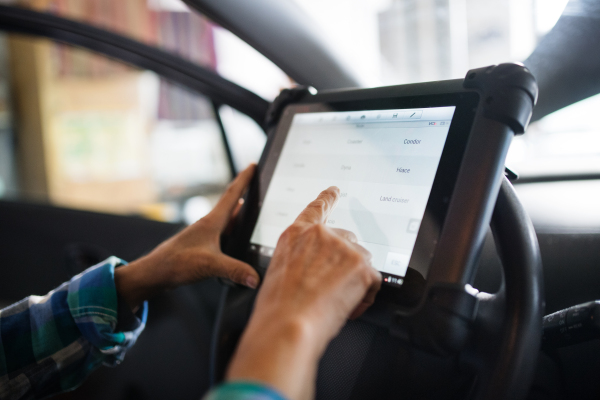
[249, 244, 275, 257]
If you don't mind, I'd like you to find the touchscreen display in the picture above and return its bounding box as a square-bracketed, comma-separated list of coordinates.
[249, 106, 456, 286]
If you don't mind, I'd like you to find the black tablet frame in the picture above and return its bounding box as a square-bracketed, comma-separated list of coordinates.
[227, 65, 536, 320]
[228, 84, 482, 309]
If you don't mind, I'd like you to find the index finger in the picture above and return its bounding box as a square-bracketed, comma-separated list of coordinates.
[295, 186, 340, 224]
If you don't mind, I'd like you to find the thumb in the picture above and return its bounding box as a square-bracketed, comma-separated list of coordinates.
[206, 164, 256, 232]
[214, 254, 260, 289]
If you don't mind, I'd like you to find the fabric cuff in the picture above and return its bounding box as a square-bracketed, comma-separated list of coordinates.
[203, 381, 288, 400]
[66, 257, 148, 357]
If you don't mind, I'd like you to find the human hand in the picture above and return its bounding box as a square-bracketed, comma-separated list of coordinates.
[227, 186, 382, 400]
[115, 164, 259, 311]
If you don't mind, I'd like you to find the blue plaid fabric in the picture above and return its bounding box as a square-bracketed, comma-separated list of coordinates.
[0, 257, 147, 399]
[0, 256, 282, 400]
[204, 381, 287, 400]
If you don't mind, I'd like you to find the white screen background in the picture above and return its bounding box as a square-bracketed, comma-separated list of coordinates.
[250, 106, 455, 277]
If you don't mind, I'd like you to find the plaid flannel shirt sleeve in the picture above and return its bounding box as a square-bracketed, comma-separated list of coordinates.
[203, 382, 287, 400]
[0, 256, 148, 400]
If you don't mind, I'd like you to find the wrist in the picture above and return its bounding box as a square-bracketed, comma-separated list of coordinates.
[114, 253, 172, 311]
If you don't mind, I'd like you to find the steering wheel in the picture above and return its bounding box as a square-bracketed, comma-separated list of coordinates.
[311, 176, 544, 400]
[213, 176, 543, 400]
[213, 65, 543, 400]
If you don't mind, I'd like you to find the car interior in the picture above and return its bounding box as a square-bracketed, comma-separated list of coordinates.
[0, 0, 598, 399]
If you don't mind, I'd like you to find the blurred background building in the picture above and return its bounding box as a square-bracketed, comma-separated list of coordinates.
[0, 0, 286, 222]
[378, 0, 535, 83]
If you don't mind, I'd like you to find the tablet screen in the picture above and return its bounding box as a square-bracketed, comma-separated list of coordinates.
[249, 106, 456, 287]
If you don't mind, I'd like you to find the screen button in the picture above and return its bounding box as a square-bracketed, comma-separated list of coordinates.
[383, 252, 409, 277]
[407, 219, 421, 233]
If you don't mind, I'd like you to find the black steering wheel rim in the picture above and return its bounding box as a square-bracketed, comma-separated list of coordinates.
[466, 176, 544, 399]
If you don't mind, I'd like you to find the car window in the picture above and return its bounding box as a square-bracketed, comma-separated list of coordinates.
[1, 32, 234, 223]
[292, 0, 567, 86]
[292, 0, 591, 180]
[506, 94, 600, 179]
[0, 0, 293, 224]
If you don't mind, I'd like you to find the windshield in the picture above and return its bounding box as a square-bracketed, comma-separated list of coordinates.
[290, 0, 597, 179]
[0, 0, 595, 222]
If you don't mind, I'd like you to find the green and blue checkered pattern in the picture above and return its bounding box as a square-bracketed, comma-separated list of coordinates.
[205, 382, 287, 400]
[0, 257, 147, 399]
[0, 257, 283, 400]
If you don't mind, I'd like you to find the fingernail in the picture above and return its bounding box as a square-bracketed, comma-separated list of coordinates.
[245, 276, 258, 289]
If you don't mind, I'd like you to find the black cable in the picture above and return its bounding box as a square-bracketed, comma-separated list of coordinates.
[208, 284, 229, 388]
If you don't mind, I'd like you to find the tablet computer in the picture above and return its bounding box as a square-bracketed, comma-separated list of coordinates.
[229, 88, 480, 308]
[215, 64, 537, 382]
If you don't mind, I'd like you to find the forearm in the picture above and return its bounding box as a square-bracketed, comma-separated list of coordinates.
[227, 316, 322, 400]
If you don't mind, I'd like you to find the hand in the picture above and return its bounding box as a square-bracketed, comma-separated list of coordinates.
[115, 164, 260, 311]
[227, 186, 382, 400]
